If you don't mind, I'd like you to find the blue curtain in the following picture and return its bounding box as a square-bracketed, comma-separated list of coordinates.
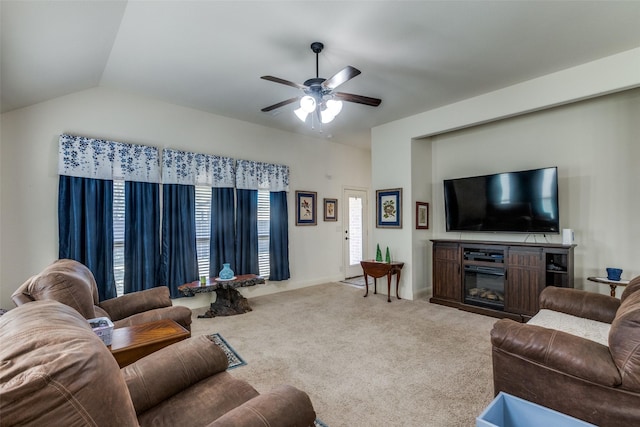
[124, 181, 160, 293]
[58, 175, 116, 301]
[160, 184, 198, 298]
[235, 189, 259, 275]
[209, 187, 236, 277]
[269, 191, 290, 281]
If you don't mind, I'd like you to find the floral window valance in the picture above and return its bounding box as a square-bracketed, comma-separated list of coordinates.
[235, 159, 289, 192]
[58, 134, 160, 183]
[58, 135, 287, 190]
[162, 148, 235, 187]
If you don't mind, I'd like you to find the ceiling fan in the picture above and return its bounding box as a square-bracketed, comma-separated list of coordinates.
[260, 42, 381, 126]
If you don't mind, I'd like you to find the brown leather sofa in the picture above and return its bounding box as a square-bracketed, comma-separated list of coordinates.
[11, 259, 192, 331]
[491, 278, 640, 426]
[0, 300, 316, 427]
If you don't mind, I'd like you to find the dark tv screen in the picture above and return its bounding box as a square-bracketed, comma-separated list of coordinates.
[444, 167, 559, 233]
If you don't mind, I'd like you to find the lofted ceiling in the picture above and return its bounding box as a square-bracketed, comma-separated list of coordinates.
[2, 1, 640, 149]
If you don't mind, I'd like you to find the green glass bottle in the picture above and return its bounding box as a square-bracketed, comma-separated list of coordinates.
[385, 247, 391, 263]
[376, 244, 383, 261]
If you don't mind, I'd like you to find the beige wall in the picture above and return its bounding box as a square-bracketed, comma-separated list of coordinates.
[0, 87, 372, 308]
[429, 88, 640, 293]
[373, 48, 640, 299]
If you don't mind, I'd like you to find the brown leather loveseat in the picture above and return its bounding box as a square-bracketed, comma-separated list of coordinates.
[0, 300, 316, 426]
[491, 278, 640, 426]
[11, 259, 192, 331]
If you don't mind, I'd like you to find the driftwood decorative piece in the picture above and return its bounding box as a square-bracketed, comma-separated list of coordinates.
[178, 274, 265, 317]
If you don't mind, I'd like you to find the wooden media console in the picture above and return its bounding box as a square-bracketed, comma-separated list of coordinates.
[430, 239, 575, 321]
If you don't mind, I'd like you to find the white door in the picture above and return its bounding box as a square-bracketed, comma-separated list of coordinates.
[343, 188, 368, 278]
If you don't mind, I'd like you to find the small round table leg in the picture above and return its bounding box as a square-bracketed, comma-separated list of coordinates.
[610, 284, 617, 298]
[363, 275, 369, 297]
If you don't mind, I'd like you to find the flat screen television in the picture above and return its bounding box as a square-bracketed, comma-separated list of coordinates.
[443, 167, 559, 233]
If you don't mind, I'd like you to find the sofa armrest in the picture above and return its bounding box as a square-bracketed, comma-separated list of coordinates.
[122, 335, 229, 414]
[208, 384, 316, 427]
[99, 286, 172, 321]
[540, 286, 620, 324]
[491, 319, 621, 386]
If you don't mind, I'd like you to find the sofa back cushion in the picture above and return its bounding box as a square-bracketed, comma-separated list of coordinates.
[610, 289, 640, 391]
[13, 259, 100, 319]
[620, 275, 640, 302]
[0, 300, 138, 426]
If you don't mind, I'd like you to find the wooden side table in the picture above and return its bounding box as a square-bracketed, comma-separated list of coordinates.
[587, 276, 630, 297]
[360, 260, 405, 302]
[110, 319, 190, 368]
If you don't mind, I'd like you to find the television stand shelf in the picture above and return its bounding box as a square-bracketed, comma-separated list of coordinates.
[430, 239, 575, 321]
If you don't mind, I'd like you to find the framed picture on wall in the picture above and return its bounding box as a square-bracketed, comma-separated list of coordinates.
[416, 202, 429, 229]
[295, 191, 317, 226]
[323, 198, 338, 221]
[376, 188, 402, 228]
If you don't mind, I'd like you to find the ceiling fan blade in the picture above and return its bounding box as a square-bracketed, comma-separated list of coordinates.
[261, 97, 300, 112]
[334, 92, 382, 107]
[261, 76, 308, 90]
[322, 66, 361, 90]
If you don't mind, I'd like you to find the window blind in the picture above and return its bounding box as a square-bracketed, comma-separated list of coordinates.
[195, 186, 212, 277]
[113, 180, 125, 296]
[257, 189, 270, 277]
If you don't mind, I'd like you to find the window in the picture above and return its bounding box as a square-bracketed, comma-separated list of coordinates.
[113, 184, 268, 295]
[195, 186, 212, 277]
[257, 189, 270, 277]
[113, 180, 125, 296]
[113, 183, 212, 294]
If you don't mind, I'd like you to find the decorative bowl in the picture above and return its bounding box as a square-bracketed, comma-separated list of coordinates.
[606, 268, 623, 281]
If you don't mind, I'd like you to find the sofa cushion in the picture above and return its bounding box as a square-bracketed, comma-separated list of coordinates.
[528, 309, 610, 346]
[610, 289, 640, 391]
[15, 259, 99, 319]
[0, 300, 138, 426]
[620, 275, 640, 302]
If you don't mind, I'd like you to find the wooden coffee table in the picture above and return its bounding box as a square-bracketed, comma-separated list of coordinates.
[109, 319, 190, 368]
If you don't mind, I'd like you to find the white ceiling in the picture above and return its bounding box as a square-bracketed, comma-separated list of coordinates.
[2, 1, 640, 149]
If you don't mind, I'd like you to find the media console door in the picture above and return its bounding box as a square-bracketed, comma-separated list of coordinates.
[505, 247, 544, 316]
[431, 242, 461, 305]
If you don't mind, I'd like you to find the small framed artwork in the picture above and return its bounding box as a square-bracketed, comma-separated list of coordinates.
[323, 198, 338, 222]
[416, 202, 429, 229]
[295, 191, 317, 226]
[376, 188, 402, 228]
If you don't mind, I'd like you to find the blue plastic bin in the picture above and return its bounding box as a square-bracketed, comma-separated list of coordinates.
[477, 392, 596, 427]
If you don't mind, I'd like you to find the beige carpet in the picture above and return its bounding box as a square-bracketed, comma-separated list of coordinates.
[190, 282, 497, 427]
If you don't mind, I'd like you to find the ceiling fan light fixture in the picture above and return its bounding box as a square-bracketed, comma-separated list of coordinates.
[320, 109, 335, 124]
[294, 107, 309, 122]
[299, 95, 316, 113]
[326, 99, 343, 116]
[320, 113, 336, 124]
